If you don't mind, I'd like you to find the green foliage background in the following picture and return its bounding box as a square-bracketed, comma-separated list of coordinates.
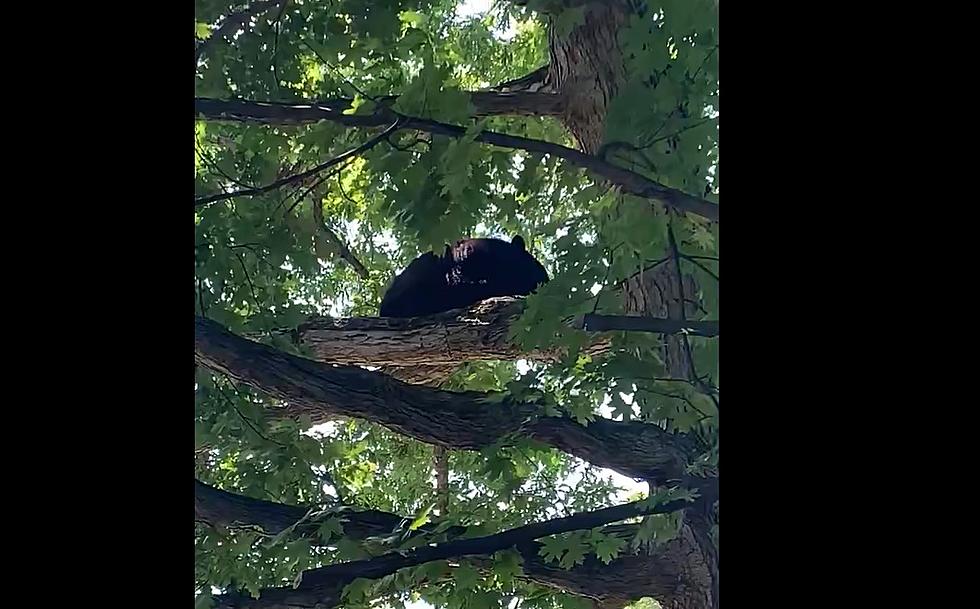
[195, 0, 717, 607]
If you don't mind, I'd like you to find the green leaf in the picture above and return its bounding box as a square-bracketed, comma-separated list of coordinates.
[453, 563, 480, 591]
[195, 22, 211, 41]
[343, 94, 371, 116]
[414, 560, 449, 584]
[408, 502, 435, 532]
[539, 533, 589, 569]
[610, 393, 634, 421]
[492, 549, 523, 586]
[317, 517, 345, 542]
[342, 578, 374, 602]
[589, 531, 626, 564]
[468, 590, 502, 609]
[399, 10, 426, 28]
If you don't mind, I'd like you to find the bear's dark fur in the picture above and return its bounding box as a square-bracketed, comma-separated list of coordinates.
[378, 236, 549, 318]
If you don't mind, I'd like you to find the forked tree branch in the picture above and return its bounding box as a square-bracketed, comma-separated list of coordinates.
[194, 120, 400, 208]
[194, 315, 702, 485]
[196, 479, 708, 609]
[211, 493, 692, 609]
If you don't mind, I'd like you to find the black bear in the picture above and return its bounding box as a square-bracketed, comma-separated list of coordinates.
[379, 236, 549, 318]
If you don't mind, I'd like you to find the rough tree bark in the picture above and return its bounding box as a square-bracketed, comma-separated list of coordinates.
[284, 297, 609, 385]
[545, 1, 630, 154]
[289, 298, 717, 372]
[196, 314, 718, 607]
[281, 298, 716, 386]
[196, 316, 702, 486]
[535, 2, 720, 607]
[292, 298, 592, 366]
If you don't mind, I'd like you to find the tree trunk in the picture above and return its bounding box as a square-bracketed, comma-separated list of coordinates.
[546, 1, 630, 154]
[542, 2, 719, 607]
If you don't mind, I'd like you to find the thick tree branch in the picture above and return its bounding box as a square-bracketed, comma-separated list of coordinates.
[286, 298, 610, 368]
[304, 91, 563, 117]
[470, 91, 563, 115]
[285, 300, 714, 383]
[196, 479, 307, 533]
[491, 65, 553, 93]
[510, 0, 601, 10]
[196, 1, 288, 62]
[211, 494, 690, 609]
[195, 480, 410, 540]
[195, 98, 719, 222]
[577, 315, 719, 337]
[197, 480, 713, 609]
[196, 316, 536, 448]
[194, 119, 400, 208]
[195, 316, 699, 484]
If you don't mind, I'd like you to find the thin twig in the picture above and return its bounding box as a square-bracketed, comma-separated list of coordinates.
[284, 169, 338, 217]
[213, 383, 345, 502]
[272, 134, 351, 217]
[614, 256, 671, 288]
[311, 196, 370, 279]
[648, 376, 719, 396]
[195, 0, 288, 62]
[299, 38, 377, 102]
[667, 220, 717, 403]
[645, 118, 713, 148]
[233, 250, 260, 305]
[387, 131, 430, 152]
[681, 255, 719, 282]
[228, 243, 276, 271]
[194, 119, 401, 208]
[270, 1, 289, 97]
[691, 45, 718, 81]
[196, 146, 255, 189]
[592, 243, 623, 313]
[637, 387, 711, 419]
[217, 385, 288, 448]
[335, 172, 360, 207]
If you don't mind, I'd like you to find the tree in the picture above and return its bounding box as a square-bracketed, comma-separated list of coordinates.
[194, 1, 718, 608]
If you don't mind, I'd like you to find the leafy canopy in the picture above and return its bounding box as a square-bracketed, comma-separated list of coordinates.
[195, 0, 718, 607]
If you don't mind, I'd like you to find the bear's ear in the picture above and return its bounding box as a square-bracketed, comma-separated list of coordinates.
[511, 235, 526, 251]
